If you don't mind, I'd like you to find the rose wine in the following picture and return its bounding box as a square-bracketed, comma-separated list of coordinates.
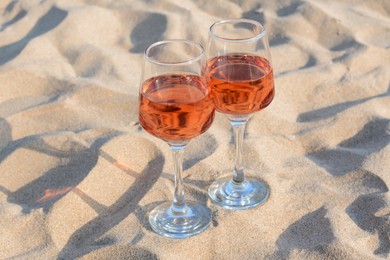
[207, 54, 274, 115]
[139, 74, 215, 143]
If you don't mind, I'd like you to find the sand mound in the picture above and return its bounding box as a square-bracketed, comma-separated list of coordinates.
[0, 0, 389, 259]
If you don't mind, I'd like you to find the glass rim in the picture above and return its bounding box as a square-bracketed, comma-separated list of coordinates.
[144, 39, 204, 66]
[209, 18, 266, 43]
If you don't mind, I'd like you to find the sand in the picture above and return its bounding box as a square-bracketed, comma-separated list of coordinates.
[0, 0, 389, 259]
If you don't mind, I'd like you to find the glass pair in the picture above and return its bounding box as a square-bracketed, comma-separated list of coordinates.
[138, 19, 275, 238]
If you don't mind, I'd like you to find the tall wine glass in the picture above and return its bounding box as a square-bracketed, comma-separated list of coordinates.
[205, 19, 275, 210]
[138, 40, 215, 238]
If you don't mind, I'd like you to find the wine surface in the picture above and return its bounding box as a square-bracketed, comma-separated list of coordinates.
[207, 54, 274, 115]
[139, 74, 215, 143]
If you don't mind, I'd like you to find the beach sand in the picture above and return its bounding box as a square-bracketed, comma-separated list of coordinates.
[0, 0, 389, 259]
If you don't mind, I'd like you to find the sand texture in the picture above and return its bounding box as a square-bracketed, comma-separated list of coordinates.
[0, 0, 389, 259]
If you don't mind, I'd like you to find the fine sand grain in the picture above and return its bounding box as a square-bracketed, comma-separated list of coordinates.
[0, 0, 389, 259]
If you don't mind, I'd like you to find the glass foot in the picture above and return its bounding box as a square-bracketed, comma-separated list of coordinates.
[148, 201, 211, 238]
[208, 176, 269, 210]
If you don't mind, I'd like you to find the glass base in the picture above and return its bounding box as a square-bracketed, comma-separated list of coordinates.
[148, 201, 211, 239]
[208, 176, 269, 210]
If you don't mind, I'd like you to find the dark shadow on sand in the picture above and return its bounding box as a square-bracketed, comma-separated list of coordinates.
[297, 85, 390, 123]
[1, 132, 122, 213]
[58, 151, 164, 259]
[0, 6, 67, 66]
[241, 4, 265, 25]
[0, 118, 12, 151]
[346, 193, 390, 256]
[0, 129, 165, 258]
[184, 133, 217, 171]
[4, 0, 17, 13]
[307, 118, 390, 176]
[277, 2, 302, 17]
[0, 9, 27, 31]
[129, 13, 167, 53]
[273, 206, 335, 258]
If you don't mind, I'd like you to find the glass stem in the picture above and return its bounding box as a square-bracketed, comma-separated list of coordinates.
[170, 145, 187, 214]
[231, 121, 247, 184]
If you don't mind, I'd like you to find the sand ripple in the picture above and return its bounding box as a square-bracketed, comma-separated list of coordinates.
[0, 0, 389, 259]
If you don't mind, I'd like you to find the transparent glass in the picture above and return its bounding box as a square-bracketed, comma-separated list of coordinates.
[138, 40, 215, 238]
[205, 19, 275, 210]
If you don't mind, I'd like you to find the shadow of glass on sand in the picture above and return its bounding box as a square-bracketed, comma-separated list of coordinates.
[57, 151, 164, 259]
[1, 132, 121, 213]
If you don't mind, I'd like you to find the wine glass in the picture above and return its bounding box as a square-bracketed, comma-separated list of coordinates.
[205, 19, 275, 210]
[138, 40, 215, 238]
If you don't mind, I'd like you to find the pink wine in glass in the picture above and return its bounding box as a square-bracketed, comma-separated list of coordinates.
[206, 19, 274, 210]
[139, 74, 215, 144]
[207, 54, 274, 115]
